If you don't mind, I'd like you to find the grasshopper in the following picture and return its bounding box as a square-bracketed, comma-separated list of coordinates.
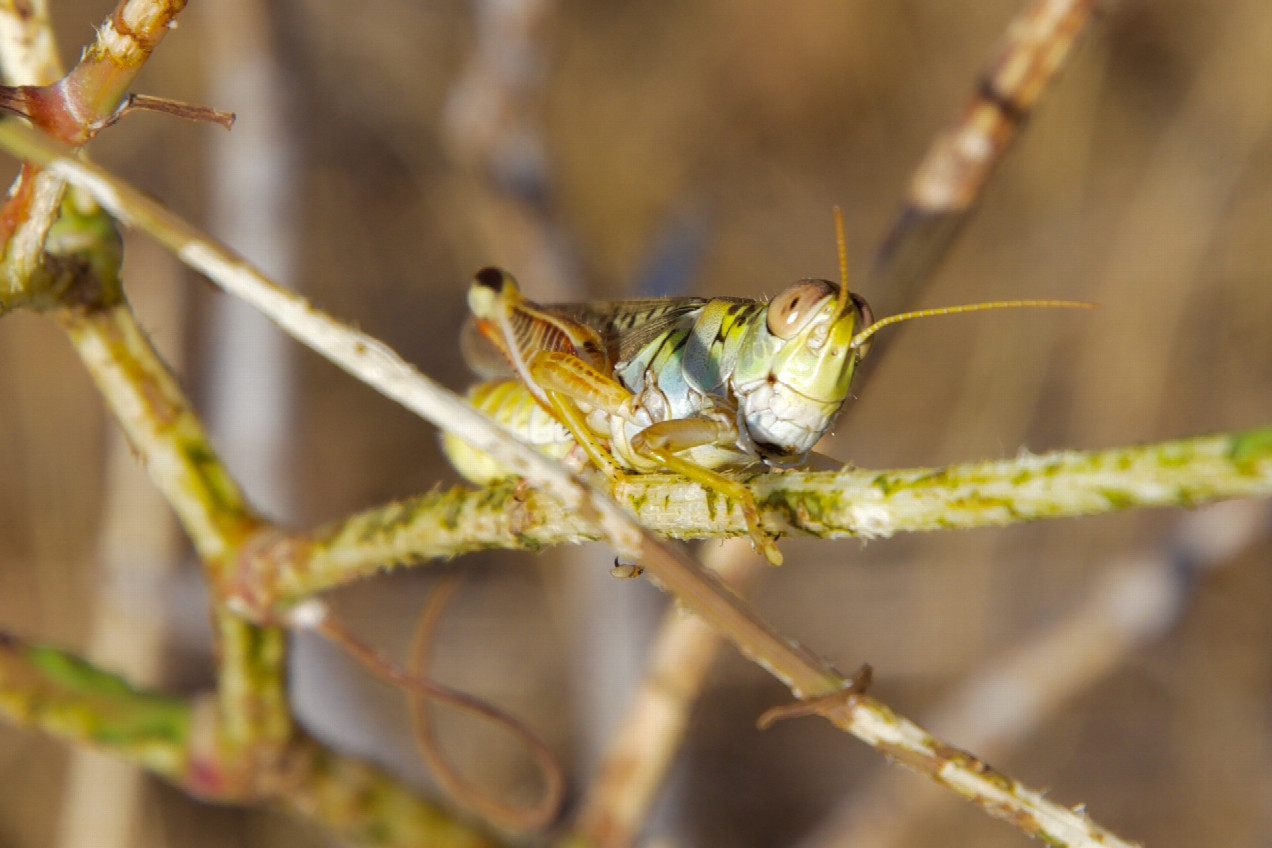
[444, 211, 1091, 565]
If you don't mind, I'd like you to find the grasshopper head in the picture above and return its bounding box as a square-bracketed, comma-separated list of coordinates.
[735, 278, 872, 465]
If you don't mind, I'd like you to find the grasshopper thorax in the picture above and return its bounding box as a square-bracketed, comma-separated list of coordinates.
[733, 278, 872, 465]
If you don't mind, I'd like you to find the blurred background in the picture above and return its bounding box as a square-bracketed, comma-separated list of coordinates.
[1, 1, 1271, 846]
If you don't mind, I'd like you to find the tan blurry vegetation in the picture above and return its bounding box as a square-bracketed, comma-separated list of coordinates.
[0, 2, 1271, 848]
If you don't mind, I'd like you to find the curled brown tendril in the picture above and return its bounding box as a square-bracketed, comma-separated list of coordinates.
[312, 582, 565, 832]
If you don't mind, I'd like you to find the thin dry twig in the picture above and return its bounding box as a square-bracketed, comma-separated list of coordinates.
[798, 501, 1269, 848]
[407, 575, 565, 831]
[572, 539, 766, 848]
[98, 93, 235, 130]
[293, 598, 565, 833]
[872, 0, 1100, 315]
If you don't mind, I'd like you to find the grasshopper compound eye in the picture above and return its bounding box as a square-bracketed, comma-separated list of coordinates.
[766, 279, 837, 340]
[468, 267, 519, 316]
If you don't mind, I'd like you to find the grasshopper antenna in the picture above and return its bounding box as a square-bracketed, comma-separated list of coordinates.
[833, 205, 851, 315]
[850, 299, 1098, 351]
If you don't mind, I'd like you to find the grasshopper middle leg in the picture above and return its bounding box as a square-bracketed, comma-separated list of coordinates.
[528, 351, 783, 565]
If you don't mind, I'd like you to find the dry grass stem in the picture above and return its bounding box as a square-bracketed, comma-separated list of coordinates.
[802, 499, 1270, 848]
[573, 539, 766, 848]
[873, 0, 1099, 311]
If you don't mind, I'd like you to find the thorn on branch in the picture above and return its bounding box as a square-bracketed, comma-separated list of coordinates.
[0, 84, 234, 145]
[94, 93, 236, 133]
[756, 663, 873, 729]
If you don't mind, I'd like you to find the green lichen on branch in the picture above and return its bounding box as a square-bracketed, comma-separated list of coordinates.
[0, 632, 189, 779]
[752, 425, 1272, 538]
[0, 632, 502, 847]
[245, 426, 1272, 613]
[0, 189, 125, 315]
[56, 298, 292, 784]
[285, 737, 502, 848]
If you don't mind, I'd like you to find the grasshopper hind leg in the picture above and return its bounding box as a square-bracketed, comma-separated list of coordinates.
[443, 379, 578, 485]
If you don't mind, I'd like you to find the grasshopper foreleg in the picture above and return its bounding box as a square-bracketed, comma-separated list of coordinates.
[528, 351, 782, 565]
[629, 421, 782, 565]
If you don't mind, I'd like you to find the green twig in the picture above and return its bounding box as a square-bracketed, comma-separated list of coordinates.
[235, 427, 1272, 613]
[283, 735, 502, 848]
[0, 632, 501, 847]
[55, 299, 291, 787]
[0, 0, 187, 310]
[0, 0, 293, 782]
[0, 632, 189, 780]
